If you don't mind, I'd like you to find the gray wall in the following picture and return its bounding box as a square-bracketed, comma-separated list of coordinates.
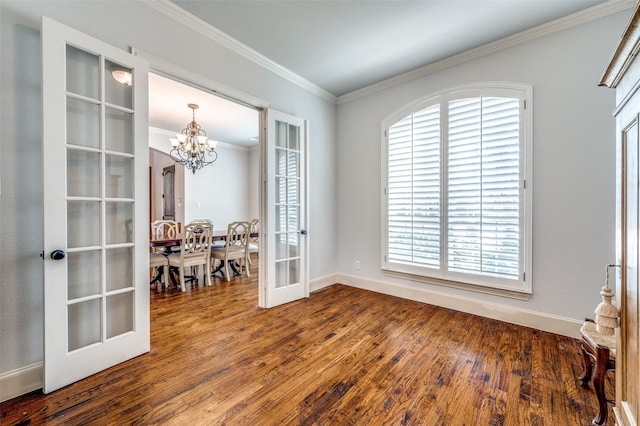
[0, 1, 337, 375]
[336, 11, 627, 321]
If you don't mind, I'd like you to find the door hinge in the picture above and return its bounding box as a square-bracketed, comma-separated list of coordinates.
[523, 179, 527, 189]
[523, 272, 526, 281]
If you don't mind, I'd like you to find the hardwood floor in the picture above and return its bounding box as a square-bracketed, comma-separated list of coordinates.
[2, 258, 613, 425]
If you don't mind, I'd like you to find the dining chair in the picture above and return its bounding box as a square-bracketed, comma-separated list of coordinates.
[211, 221, 250, 282]
[246, 218, 259, 265]
[167, 222, 213, 291]
[190, 219, 224, 250]
[151, 219, 179, 236]
[151, 220, 180, 253]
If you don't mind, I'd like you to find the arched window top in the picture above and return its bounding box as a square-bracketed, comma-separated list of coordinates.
[384, 82, 531, 129]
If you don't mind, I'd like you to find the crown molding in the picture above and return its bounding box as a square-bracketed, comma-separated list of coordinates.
[142, 0, 634, 106]
[337, 0, 637, 105]
[141, 0, 337, 104]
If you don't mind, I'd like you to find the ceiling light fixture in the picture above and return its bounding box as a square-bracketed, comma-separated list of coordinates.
[169, 103, 218, 174]
[111, 70, 132, 86]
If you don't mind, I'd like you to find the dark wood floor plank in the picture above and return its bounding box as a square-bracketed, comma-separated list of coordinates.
[1, 256, 614, 425]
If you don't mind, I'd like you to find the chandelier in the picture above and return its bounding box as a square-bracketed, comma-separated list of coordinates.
[169, 103, 218, 174]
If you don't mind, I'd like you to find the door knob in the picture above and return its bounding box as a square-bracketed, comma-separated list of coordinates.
[50, 250, 66, 260]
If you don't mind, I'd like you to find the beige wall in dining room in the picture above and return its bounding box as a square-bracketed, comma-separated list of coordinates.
[149, 148, 185, 228]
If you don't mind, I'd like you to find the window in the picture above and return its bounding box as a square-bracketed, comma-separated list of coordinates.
[382, 84, 532, 295]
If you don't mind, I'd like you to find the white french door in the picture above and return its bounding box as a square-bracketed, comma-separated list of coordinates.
[42, 17, 149, 393]
[260, 109, 309, 308]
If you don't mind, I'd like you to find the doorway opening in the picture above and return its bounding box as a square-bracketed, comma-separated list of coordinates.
[148, 72, 261, 294]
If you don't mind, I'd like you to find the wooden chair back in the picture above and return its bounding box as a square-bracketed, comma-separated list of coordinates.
[225, 221, 250, 259]
[151, 220, 179, 238]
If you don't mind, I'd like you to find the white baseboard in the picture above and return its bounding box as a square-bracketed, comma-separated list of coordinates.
[310, 273, 337, 293]
[0, 363, 42, 403]
[335, 273, 583, 339]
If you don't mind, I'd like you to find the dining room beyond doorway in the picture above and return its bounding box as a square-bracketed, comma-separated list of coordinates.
[148, 72, 260, 231]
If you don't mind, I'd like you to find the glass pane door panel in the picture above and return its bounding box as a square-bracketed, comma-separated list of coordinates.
[276, 235, 287, 260]
[68, 201, 101, 248]
[276, 121, 287, 147]
[106, 201, 134, 244]
[105, 247, 133, 291]
[275, 148, 287, 175]
[68, 299, 101, 351]
[289, 259, 300, 284]
[288, 124, 299, 150]
[67, 150, 101, 197]
[276, 205, 286, 232]
[287, 234, 300, 257]
[288, 207, 299, 231]
[276, 178, 286, 203]
[275, 260, 287, 288]
[105, 155, 134, 198]
[287, 179, 299, 203]
[288, 152, 299, 177]
[67, 250, 101, 300]
[105, 108, 133, 154]
[106, 292, 134, 338]
[66, 45, 99, 99]
[105, 61, 132, 109]
[67, 98, 100, 149]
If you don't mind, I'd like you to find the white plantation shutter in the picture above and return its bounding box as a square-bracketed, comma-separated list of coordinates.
[388, 104, 440, 268]
[384, 84, 530, 293]
[448, 97, 520, 280]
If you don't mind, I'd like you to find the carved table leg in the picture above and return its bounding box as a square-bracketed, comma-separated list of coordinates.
[591, 346, 609, 426]
[579, 342, 593, 388]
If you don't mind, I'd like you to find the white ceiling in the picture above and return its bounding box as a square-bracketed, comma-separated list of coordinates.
[151, 0, 612, 148]
[149, 73, 260, 148]
[171, 0, 606, 97]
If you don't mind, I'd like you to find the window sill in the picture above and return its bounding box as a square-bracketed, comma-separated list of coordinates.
[381, 268, 532, 301]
